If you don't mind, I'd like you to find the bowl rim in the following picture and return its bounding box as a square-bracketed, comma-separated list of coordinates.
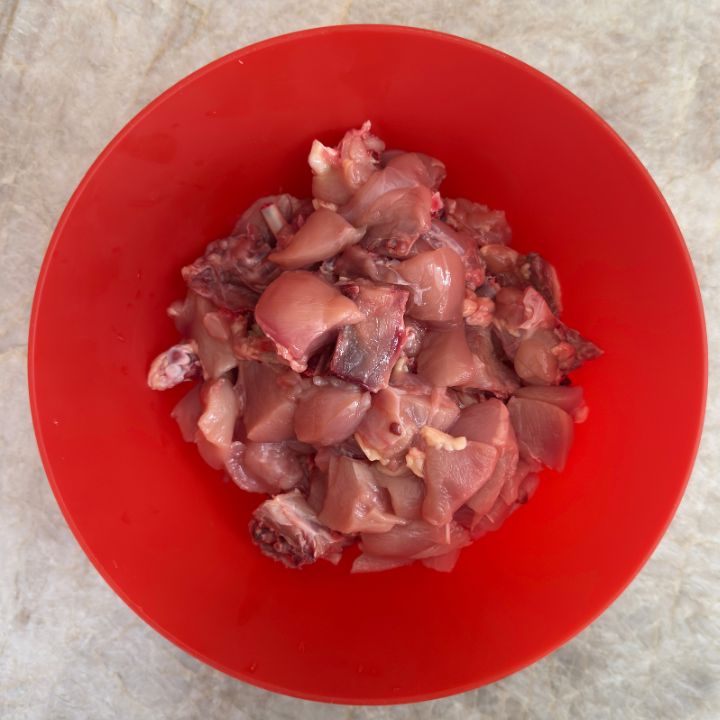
[27, 24, 708, 705]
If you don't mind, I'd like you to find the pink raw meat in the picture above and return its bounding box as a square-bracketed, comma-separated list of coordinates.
[372, 465, 425, 520]
[318, 456, 403, 534]
[453, 400, 519, 517]
[398, 247, 466, 324]
[360, 185, 434, 257]
[341, 161, 432, 226]
[423, 440, 498, 526]
[514, 384, 588, 423]
[331, 281, 409, 391]
[168, 292, 237, 380]
[384, 151, 446, 190]
[351, 554, 412, 573]
[268, 208, 365, 269]
[240, 361, 306, 443]
[255, 270, 365, 371]
[250, 490, 348, 568]
[225, 441, 307, 494]
[444, 197, 511, 245]
[293, 383, 371, 446]
[308, 121, 385, 206]
[508, 396, 574, 471]
[416, 324, 476, 387]
[354, 384, 459, 465]
[171, 383, 203, 442]
[525, 253, 563, 314]
[147, 341, 200, 390]
[182, 194, 307, 308]
[360, 519, 470, 560]
[333, 245, 408, 286]
[417, 219, 485, 289]
[195, 377, 239, 469]
[464, 325, 520, 396]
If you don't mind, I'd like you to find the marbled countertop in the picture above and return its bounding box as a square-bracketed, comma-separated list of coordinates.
[1, 2, 718, 718]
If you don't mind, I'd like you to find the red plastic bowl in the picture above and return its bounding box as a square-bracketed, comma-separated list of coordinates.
[29, 26, 706, 704]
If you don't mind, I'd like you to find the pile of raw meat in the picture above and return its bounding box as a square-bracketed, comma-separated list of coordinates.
[148, 122, 601, 573]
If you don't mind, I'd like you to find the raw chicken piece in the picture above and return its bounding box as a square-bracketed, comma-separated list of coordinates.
[423, 438, 498, 526]
[182, 194, 306, 309]
[181, 250, 259, 312]
[444, 197, 511, 245]
[195, 377, 239, 469]
[319, 456, 403, 534]
[494, 286, 552, 342]
[293, 383, 371, 446]
[268, 208, 365, 269]
[451, 398, 514, 445]
[453, 400, 520, 517]
[426, 387, 464, 430]
[360, 185, 434, 257]
[331, 281, 409, 391]
[417, 219, 486, 289]
[333, 245, 407, 285]
[493, 286, 556, 353]
[398, 247, 466, 324]
[514, 382, 588, 424]
[354, 384, 459, 465]
[250, 490, 348, 568]
[480, 244, 524, 286]
[493, 287, 599, 383]
[472, 472, 540, 537]
[225, 441, 306, 494]
[340, 150, 444, 257]
[464, 325, 521, 396]
[513, 331, 562, 385]
[482, 494, 515, 529]
[416, 324, 476, 387]
[384, 151, 446, 190]
[235, 194, 310, 245]
[308, 121, 385, 205]
[171, 383, 203, 442]
[480, 246, 561, 315]
[351, 554, 412, 573]
[147, 341, 200, 390]
[231, 319, 288, 367]
[372, 464, 425, 520]
[517, 471, 541, 504]
[493, 286, 527, 335]
[508, 396, 574, 471]
[240, 361, 306, 442]
[169, 292, 237, 379]
[518, 287, 557, 332]
[500, 458, 540, 505]
[341, 161, 433, 227]
[554, 323, 603, 373]
[354, 387, 417, 463]
[254, 271, 365, 372]
[359, 519, 470, 559]
[525, 253, 563, 315]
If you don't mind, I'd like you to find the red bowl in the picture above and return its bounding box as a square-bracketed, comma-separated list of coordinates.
[28, 26, 706, 704]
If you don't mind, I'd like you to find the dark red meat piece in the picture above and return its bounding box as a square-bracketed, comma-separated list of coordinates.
[331, 281, 409, 391]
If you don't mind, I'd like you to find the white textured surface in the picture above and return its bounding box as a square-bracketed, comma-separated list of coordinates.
[1, 1, 718, 718]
